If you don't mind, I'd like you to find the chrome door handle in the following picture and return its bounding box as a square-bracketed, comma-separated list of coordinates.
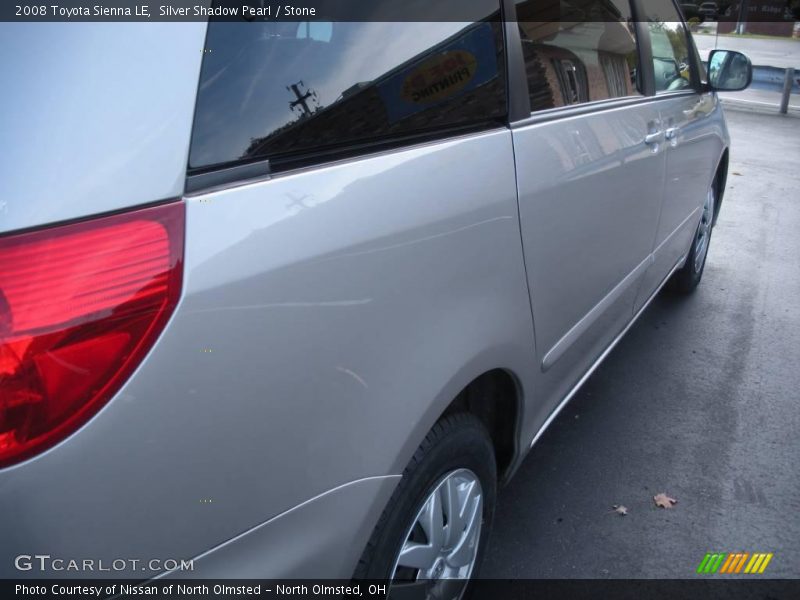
[644, 130, 664, 145]
[665, 127, 679, 140]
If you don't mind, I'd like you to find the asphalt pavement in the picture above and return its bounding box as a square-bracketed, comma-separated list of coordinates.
[482, 109, 800, 578]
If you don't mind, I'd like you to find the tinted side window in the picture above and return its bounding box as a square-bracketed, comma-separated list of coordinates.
[641, 0, 694, 93]
[190, 9, 506, 171]
[513, 0, 641, 113]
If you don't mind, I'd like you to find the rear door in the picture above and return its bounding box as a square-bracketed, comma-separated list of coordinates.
[507, 0, 667, 422]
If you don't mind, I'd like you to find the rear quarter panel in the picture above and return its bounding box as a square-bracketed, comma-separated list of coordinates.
[0, 130, 538, 577]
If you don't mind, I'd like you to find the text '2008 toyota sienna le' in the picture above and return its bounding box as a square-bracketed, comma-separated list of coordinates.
[0, 0, 752, 596]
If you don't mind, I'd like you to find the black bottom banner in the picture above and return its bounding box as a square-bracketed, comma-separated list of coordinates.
[5, 579, 800, 600]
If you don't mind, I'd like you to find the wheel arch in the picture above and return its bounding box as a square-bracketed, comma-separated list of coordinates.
[439, 368, 524, 485]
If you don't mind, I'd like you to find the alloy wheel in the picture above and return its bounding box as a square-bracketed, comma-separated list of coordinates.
[389, 468, 483, 600]
[694, 187, 715, 273]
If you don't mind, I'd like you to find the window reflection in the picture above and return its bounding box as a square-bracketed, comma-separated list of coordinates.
[190, 13, 506, 171]
[640, 0, 694, 93]
[515, 0, 641, 112]
[649, 21, 692, 92]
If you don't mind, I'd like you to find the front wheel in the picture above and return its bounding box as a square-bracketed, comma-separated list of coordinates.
[669, 181, 716, 294]
[353, 413, 496, 600]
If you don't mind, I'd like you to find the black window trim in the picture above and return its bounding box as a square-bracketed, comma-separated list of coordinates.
[631, 0, 657, 96]
[185, 158, 271, 196]
[502, 0, 532, 121]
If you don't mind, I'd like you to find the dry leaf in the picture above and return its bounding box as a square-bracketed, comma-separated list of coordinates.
[653, 493, 677, 509]
[612, 504, 628, 516]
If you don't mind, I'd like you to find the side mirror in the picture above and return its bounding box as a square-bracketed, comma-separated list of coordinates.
[707, 49, 753, 92]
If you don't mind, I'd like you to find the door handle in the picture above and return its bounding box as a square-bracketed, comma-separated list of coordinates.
[644, 130, 665, 145]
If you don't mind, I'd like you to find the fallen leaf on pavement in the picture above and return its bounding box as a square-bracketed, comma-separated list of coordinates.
[612, 504, 628, 516]
[653, 493, 677, 509]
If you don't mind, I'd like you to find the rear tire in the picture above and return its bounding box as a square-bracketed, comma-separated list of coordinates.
[353, 413, 496, 600]
[669, 180, 717, 294]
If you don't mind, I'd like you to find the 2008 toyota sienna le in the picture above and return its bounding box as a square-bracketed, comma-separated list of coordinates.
[0, 0, 752, 595]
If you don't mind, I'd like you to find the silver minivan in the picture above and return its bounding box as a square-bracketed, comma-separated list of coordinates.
[0, 0, 752, 595]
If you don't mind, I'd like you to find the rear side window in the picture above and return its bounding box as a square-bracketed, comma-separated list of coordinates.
[512, 0, 642, 113]
[190, 7, 506, 172]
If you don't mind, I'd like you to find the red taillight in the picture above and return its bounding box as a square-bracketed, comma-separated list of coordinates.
[0, 202, 184, 467]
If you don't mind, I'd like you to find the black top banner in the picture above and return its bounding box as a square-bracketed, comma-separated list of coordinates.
[2, 0, 799, 22]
